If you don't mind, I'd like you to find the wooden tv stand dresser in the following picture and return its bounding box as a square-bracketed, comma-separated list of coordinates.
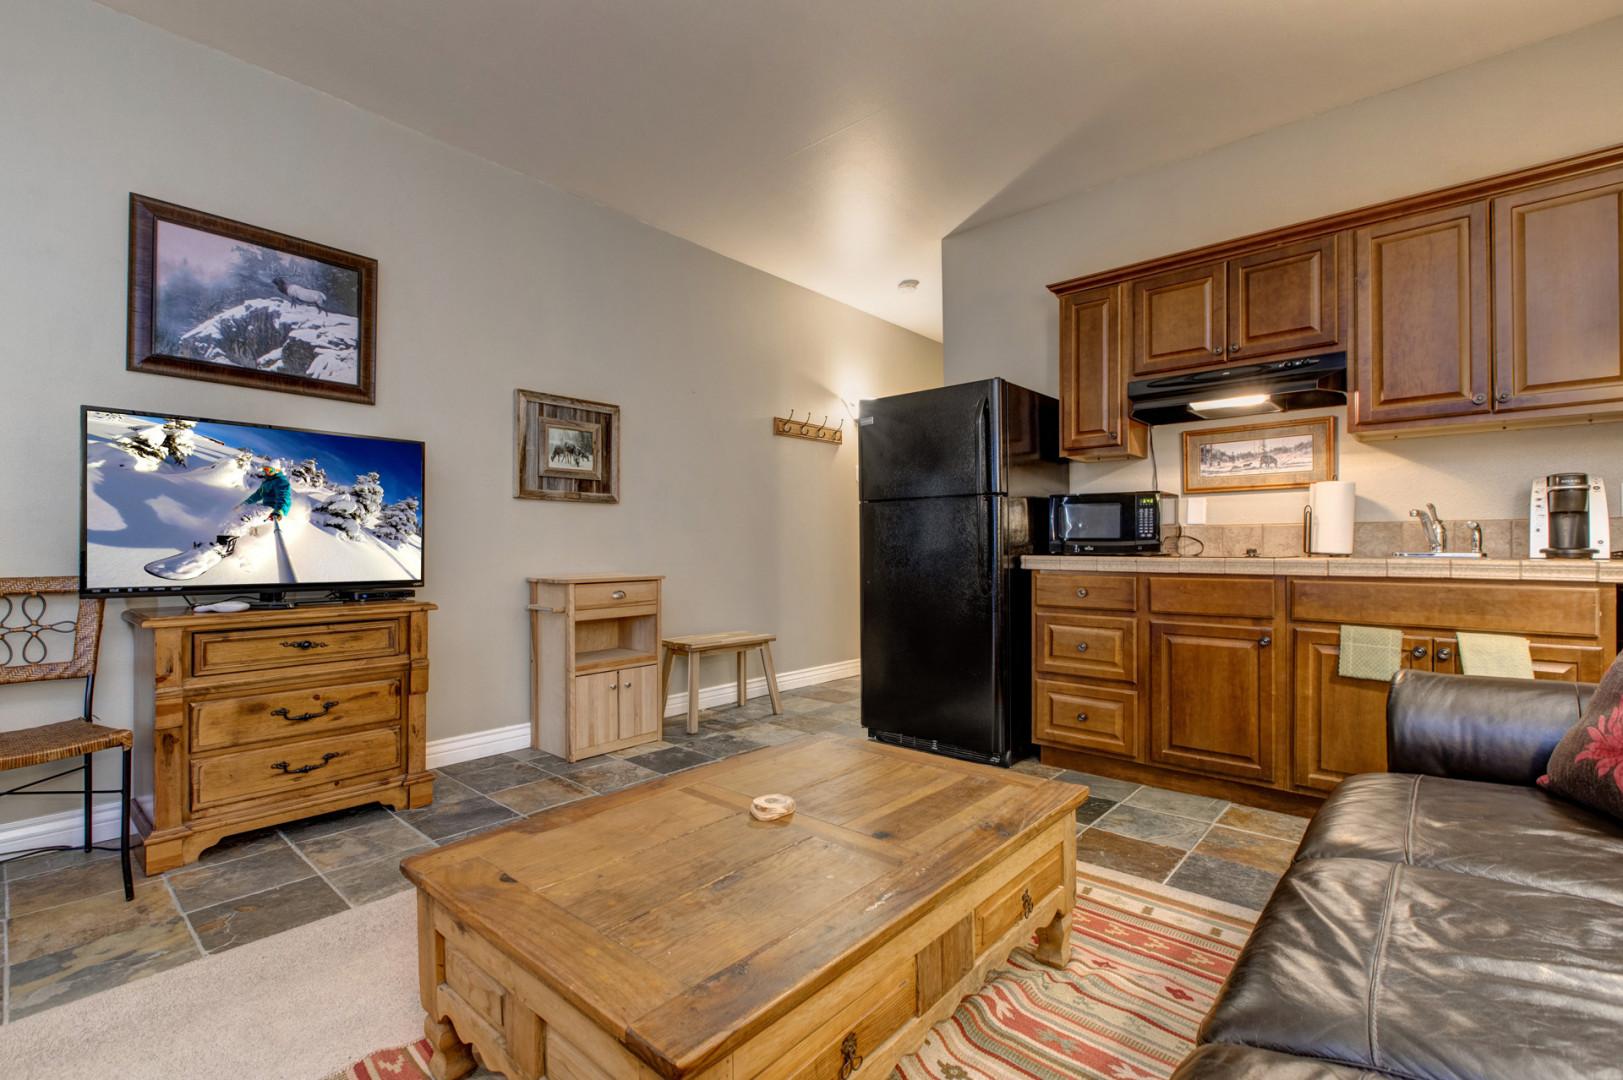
[124, 600, 435, 873]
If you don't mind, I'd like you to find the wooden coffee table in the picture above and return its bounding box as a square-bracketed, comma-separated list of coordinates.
[402, 735, 1085, 1080]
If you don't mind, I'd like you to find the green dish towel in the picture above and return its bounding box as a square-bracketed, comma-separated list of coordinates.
[1456, 632, 1535, 679]
[1338, 625, 1403, 682]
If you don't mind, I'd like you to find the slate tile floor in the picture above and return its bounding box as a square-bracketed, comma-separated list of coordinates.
[0, 675, 1305, 1028]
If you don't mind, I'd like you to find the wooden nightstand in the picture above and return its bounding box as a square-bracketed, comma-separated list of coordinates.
[528, 575, 663, 762]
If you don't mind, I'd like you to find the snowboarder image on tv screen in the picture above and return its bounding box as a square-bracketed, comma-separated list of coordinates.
[143, 463, 295, 581]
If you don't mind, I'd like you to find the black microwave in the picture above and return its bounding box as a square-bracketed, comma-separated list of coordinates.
[1047, 492, 1177, 554]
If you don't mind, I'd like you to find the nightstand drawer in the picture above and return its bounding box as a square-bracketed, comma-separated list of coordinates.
[575, 580, 658, 612]
[190, 675, 404, 753]
[191, 619, 403, 676]
[190, 727, 402, 813]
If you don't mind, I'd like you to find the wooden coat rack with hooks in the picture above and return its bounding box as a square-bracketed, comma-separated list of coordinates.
[772, 410, 844, 445]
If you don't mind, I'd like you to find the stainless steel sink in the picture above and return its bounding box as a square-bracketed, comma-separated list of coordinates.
[1391, 551, 1485, 558]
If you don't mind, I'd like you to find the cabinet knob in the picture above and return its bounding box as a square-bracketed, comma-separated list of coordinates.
[1258, 635, 1272, 647]
[1496, 391, 1510, 403]
[1472, 393, 1487, 405]
[611, 590, 627, 599]
[1211, 347, 1223, 356]
[1075, 587, 1089, 598]
[1075, 642, 1089, 653]
[1410, 645, 1429, 659]
[1075, 711, 1089, 723]
[1228, 343, 1240, 352]
[1436, 647, 1453, 662]
[623, 681, 632, 688]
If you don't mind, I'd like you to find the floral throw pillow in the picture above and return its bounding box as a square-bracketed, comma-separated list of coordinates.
[1539, 658, 1623, 823]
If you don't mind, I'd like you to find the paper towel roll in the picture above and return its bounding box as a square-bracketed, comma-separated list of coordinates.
[1307, 481, 1356, 555]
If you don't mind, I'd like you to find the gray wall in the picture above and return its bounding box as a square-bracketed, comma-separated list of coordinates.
[943, 18, 1623, 525]
[0, 0, 942, 828]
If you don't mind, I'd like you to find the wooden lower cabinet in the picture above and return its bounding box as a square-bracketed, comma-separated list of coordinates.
[1031, 569, 1618, 808]
[1148, 619, 1275, 783]
[1291, 628, 1426, 792]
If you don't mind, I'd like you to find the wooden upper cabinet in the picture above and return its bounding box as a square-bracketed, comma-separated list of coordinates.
[1129, 261, 1226, 375]
[1058, 285, 1146, 459]
[1492, 165, 1623, 412]
[1227, 234, 1341, 360]
[1148, 618, 1275, 782]
[1352, 202, 1491, 426]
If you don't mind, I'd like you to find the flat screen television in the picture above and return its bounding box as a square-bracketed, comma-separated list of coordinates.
[80, 407, 424, 598]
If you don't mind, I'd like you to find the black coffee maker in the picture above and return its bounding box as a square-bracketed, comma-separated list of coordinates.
[1529, 473, 1610, 559]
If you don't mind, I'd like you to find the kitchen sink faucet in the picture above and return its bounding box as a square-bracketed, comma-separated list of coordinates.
[1411, 504, 1446, 553]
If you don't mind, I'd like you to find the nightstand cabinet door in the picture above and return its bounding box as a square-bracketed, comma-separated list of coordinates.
[618, 665, 661, 741]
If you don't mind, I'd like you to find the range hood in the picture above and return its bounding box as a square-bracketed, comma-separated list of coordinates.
[1127, 352, 1347, 425]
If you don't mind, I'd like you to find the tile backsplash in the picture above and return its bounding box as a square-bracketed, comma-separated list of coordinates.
[1170, 518, 1623, 560]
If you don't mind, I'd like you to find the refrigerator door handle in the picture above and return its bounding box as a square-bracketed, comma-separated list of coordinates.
[976, 399, 992, 494]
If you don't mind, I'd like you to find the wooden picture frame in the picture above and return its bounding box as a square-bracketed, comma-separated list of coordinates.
[539, 417, 604, 480]
[127, 194, 378, 405]
[516, 390, 620, 503]
[1181, 416, 1335, 493]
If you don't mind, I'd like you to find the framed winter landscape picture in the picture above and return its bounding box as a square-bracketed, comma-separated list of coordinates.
[127, 194, 378, 404]
[515, 390, 620, 503]
[1181, 416, 1335, 494]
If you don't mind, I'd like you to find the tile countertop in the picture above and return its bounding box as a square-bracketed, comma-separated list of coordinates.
[1022, 554, 1623, 583]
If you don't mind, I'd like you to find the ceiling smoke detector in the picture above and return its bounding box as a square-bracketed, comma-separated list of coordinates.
[896, 278, 920, 290]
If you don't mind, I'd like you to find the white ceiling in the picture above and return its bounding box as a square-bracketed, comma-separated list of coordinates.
[99, 0, 1623, 341]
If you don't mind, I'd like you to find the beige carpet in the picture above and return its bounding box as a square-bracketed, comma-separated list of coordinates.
[1, 890, 422, 1080]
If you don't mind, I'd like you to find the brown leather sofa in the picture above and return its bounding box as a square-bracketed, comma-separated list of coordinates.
[1174, 671, 1623, 1079]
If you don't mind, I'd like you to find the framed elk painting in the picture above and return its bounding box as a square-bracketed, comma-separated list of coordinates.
[127, 194, 378, 404]
[515, 390, 621, 503]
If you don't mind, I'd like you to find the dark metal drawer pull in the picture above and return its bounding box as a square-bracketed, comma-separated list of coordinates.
[1075, 587, 1089, 598]
[1075, 642, 1089, 653]
[271, 700, 339, 723]
[1075, 711, 1089, 723]
[839, 1032, 863, 1079]
[281, 640, 329, 651]
[271, 751, 342, 775]
[1021, 887, 1035, 918]
[1410, 645, 1428, 660]
[1436, 646, 1453, 662]
[1257, 635, 1272, 647]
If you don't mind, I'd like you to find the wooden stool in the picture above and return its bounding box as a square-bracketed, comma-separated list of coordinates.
[660, 632, 782, 735]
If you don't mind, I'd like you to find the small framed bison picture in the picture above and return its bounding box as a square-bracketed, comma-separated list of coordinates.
[127, 194, 378, 404]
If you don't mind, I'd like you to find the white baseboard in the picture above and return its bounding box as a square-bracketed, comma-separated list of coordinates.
[0, 659, 860, 851]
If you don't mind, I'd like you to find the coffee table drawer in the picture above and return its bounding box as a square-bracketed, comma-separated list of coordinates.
[780, 961, 916, 1080]
[190, 675, 404, 752]
[190, 727, 401, 812]
[975, 845, 1065, 951]
[191, 619, 403, 676]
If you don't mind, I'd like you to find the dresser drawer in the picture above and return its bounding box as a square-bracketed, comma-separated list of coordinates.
[1036, 613, 1136, 682]
[1034, 679, 1138, 759]
[780, 961, 916, 1080]
[574, 580, 658, 612]
[190, 727, 401, 813]
[190, 675, 404, 753]
[975, 845, 1065, 951]
[1034, 572, 1136, 612]
[191, 620, 403, 677]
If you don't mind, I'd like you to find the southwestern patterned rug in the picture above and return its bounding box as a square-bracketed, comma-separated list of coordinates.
[333, 867, 1256, 1080]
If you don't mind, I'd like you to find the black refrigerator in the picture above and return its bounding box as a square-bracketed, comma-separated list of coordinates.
[858, 378, 1067, 766]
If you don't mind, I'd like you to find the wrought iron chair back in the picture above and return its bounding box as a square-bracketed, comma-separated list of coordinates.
[0, 575, 104, 687]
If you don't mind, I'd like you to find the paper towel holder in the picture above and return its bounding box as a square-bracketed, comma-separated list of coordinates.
[1302, 502, 1353, 556]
